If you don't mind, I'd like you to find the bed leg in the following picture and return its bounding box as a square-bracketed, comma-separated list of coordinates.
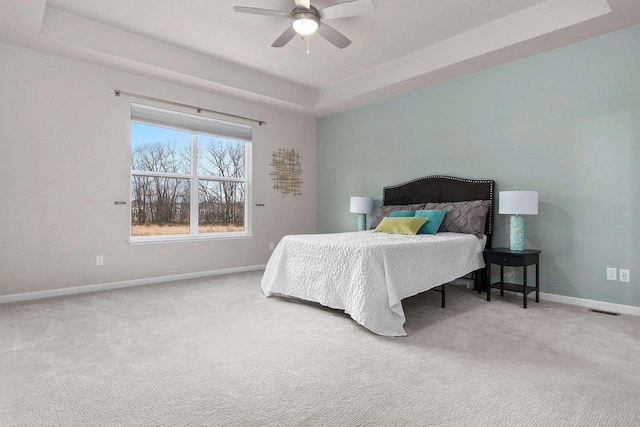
[474, 267, 488, 293]
[441, 283, 446, 309]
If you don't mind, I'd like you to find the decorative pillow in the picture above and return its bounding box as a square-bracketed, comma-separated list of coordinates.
[389, 210, 416, 218]
[370, 203, 426, 229]
[414, 210, 447, 235]
[424, 200, 490, 238]
[374, 217, 428, 235]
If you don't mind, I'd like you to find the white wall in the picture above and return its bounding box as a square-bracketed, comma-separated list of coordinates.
[0, 41, 317, 296]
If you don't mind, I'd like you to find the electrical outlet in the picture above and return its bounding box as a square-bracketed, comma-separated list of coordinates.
[269, 242, 275, 251]
[607, 268, 617, 281]
[619, 269, 630, 283]
[96, 255, 104, 266]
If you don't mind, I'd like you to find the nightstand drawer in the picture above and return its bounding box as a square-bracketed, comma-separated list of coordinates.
[487, 253, 523, 266]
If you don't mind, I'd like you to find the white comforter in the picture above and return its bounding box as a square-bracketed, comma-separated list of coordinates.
[261, 230, 486, 336]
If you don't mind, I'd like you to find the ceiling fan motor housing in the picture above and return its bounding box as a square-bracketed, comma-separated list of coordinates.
[291, 6, 320, 35]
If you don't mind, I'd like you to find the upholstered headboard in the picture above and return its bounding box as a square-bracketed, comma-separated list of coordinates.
[382, 175, 495, 244]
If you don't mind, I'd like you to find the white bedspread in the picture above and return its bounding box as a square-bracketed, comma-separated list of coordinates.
[261, 231, 486, 336]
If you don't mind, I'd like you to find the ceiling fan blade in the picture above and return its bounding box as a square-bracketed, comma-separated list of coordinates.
[319, 0, 375, 20]
[294, 0, 311, 9]
[233, 6, 291, 18]
[271, 26, 298, 48]
[317, 23, 351, 49]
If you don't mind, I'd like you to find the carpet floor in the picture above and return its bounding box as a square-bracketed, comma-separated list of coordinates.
[1, 271, 639, 426]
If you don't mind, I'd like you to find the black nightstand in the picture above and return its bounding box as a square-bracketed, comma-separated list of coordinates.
[485, 248, 541, 308]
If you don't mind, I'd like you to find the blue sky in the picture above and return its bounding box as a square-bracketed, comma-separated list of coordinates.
[130, 122, 190, 151]
[130, 122, 244, 177]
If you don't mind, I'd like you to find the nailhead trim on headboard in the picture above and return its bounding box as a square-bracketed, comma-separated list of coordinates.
[382, 175, 495, 237]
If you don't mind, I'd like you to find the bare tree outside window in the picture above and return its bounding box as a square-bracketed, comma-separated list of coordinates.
[197, 135, 245, 233]
[130, 121, 248, 238]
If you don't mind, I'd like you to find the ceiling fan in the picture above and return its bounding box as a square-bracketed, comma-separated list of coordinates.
[233, 0, 375, 49]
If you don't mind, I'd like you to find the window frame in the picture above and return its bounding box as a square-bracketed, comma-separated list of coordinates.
[128, 105, 252, 245]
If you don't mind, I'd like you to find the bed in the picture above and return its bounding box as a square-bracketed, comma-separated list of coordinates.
[261, 175, 495, 336]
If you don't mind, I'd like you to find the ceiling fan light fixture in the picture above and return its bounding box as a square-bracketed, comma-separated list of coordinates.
[291, 10, 320, 35]
[234, 0, 373, 49]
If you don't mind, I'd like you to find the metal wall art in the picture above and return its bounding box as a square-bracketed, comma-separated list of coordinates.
[270, 148, 302, 197]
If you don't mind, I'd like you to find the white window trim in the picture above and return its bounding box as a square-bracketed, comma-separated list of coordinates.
[128, 234, 254, 245]
[129, 105, 252, 244]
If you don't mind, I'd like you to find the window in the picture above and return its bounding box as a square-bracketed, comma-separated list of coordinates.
[130, 104, 251, 242]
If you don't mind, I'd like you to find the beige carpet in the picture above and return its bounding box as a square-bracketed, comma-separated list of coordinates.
[1, 271, 639, 426]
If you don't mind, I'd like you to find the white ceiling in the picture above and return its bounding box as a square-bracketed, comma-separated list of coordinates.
[1, 0, 639, 117]
[46, 0, 551, 88]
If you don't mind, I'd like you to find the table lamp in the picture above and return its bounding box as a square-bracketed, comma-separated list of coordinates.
[499, 191, 538, 251]
[350, 197, 373, 231]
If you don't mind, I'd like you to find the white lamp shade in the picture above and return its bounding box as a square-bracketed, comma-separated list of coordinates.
[292, 17, 318, 35]
[292, 10, 320, 35]
[499, 191, 538, 215]
[350, 197, 373, 215]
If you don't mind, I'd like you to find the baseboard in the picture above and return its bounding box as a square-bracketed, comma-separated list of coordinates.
[0, 264, 267, 304]
[539, 292, 640, 316]
[474, 285, 639, 316]
[5, 271, 638, 317]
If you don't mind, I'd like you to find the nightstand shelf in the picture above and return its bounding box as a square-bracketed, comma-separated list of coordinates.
[489, 282, 537, 295]
[485, 248, 541, 308]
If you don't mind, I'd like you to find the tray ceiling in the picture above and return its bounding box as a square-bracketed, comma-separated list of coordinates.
[1, 0, 638, 116]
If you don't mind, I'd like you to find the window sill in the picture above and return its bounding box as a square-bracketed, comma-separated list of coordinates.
[128, 234, 254, 245]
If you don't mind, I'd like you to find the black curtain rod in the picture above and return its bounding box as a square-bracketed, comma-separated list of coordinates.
[114, 89, 266, 126]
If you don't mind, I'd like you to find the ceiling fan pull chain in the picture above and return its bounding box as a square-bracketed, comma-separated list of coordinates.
[234, 0, 373, 49]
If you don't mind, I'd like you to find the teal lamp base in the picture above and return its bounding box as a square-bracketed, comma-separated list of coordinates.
[509, 215, 525, 251]
[357, 213, 367, 231]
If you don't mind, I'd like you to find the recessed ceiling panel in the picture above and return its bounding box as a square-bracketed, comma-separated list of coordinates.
[1, 0, 633, 115]
[46, 0, 549, 88]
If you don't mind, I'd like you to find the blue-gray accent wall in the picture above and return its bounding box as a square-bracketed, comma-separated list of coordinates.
[318, 24, 640, 307]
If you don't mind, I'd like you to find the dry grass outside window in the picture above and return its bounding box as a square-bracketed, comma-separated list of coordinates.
[131, 224, 243, 236]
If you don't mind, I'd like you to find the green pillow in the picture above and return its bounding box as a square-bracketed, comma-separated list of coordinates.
[415, 210, 447, 235]
[389, 210, 416, 217]
[374, 217, 428, 235]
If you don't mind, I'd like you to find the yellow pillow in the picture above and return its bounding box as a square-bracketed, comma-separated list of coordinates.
[374, 217, 428, 235]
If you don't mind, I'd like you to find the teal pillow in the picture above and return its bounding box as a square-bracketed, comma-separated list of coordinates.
[389, 210, 416, 218]
[415, 210, 447, 235]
